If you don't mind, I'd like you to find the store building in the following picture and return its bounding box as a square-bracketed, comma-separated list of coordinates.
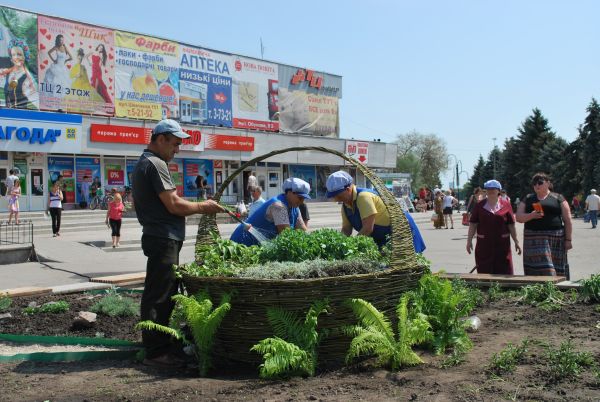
[0, 109, 397, 212]
[0, 5, 398, 212]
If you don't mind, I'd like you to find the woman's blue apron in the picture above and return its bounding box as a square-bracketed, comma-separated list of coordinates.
[343, 188, 426, 252]
[230, 194, 299, 246]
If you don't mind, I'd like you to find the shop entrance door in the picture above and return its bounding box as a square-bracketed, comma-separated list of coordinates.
[29, 167, 45, 211]
[267, 170, 280, 199]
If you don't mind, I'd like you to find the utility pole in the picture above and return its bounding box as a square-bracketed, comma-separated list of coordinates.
[492, 137, 497, 178]
[260, 38, 265, 60]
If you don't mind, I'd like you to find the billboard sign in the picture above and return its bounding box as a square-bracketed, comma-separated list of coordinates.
[178, 46, 232, 127]
[38, 16, 115, 115]
[232, 56, 278, 131]
[115, 31, 179, 121]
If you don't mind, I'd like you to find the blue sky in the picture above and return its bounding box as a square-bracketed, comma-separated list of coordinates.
[5, 0, 599, 187]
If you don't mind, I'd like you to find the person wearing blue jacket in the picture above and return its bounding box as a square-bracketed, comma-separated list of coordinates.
[230, 178, 310, 246]
[326, 171, 426, 252]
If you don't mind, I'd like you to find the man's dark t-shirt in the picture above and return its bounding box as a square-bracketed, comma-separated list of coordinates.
[133, 149, 185, 241]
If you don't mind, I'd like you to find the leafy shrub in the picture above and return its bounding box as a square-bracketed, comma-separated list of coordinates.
[451, 278, 484, 310]
[579, 274, 600, 303]
[407, 274, 475, 355]
[488, 339, 530, 376]
[546, 340, 595, 381]
[0, 293, 11, 312]
[487, 282, 503, 302]
[518, 282, 575, 311]
[251, 299, 329, 378]
[136, 291, 231, 376]
[23, 301, 69, 315]
[90, 289, 139, 317]
[345, 295, 431, 370]
[238, 258, 385, 280]
[187, 233, 261, 277]
[259, 228, 383, 263]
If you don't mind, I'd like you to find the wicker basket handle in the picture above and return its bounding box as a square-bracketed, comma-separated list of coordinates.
[197, 146, 417, 270]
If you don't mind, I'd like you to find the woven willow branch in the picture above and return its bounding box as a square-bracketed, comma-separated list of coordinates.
[195, 146, 417, 270]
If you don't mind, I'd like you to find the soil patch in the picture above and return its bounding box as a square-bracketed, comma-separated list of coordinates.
[1, 292, 599, 401]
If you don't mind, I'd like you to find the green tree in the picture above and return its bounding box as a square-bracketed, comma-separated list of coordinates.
[580, 99, 600, 193]
[469, 155, 485, 189]
[495, 109, 557, 199]
[481, 147, 503, 183]
[395, 131, 448, 190]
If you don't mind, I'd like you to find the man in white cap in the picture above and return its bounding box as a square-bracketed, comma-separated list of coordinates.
[132, 119, 223, 368]
[230, 177, 310, 246]
[326, 170, 425, 252]
[585, 188, 600, 228]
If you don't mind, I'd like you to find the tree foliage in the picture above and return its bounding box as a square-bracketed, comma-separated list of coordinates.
[580, 99, 600, 194]
[395, 130, 449, 190]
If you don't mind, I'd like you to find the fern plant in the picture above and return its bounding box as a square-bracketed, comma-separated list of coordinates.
[136, 291, 231, 376]
[251, 299, 329, 378]
[345, 295, 431, 370]
[407, 274, 474, 355]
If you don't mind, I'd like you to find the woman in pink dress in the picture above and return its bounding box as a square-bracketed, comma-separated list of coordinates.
[105, 193, 124, 248]
[87, 44, 111, 104]
[466, 180, 521, 274]
[7, 179, 21, 225]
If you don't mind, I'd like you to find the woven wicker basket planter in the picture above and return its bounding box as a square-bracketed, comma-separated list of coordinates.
[182, 146, 425, 369]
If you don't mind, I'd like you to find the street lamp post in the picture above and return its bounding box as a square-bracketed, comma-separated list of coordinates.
[447, 154, 462, 202]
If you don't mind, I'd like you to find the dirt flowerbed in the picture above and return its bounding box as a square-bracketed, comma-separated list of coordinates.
[1, 292, 600, 401]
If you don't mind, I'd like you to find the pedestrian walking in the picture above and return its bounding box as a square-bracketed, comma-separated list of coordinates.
[48, 182, 63, 236]
[106, 193, 124, 248]
[584, 189, 600, 228]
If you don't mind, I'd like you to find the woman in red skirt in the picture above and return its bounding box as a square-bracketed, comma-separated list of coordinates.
[466, 180, 521, 274]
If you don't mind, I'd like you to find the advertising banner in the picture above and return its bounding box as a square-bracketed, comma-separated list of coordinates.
[179, 46, 232, 127]
[126, 159, 137, 186]
[0, 6, 38, 109]
[288, 164, 317, 199]
[183, 158, 213, 198]
[115, 31, 179, 121]
[168, 159, 183, 196]
[90, 123, 151, 145]
[278, 65, 342, 98]
[13, 158, 27, 195]
[38, 16, 115, 115]
[179, 126, 204, 152]
[232, 56, 278, 131]
[105, 162, 124, 186]
[75, 156, 101, 203]
[204, 134, 254, 151]
[278, 89, 339, 137]
[0, 108, 82, 153]
[48, 156, 75, 203]
[345, 140, 369, 164]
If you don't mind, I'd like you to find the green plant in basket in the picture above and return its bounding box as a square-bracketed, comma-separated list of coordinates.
[251, 299, 329, 378]
[345, 295, 432, 370]
[136, 291, 231, 376]
[186, 233, 261, 277]
[407, 274, 474, 355]
[90, 288, 139, 317]
[259, 228, 384, 264]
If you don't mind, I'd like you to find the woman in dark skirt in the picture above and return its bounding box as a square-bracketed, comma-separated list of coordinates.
[516, 173, 572, 279]
[466, 180, 521, 274]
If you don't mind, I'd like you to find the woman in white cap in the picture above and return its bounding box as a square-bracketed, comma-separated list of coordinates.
[325, 170, 425, 252]
[467, 179, 521, 274]
[230, 177, 309, 246]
